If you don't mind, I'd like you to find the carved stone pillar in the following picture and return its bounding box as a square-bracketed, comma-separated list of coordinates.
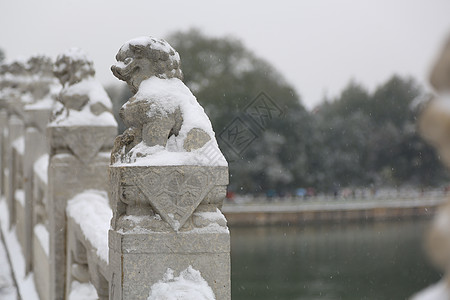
[109, 37, 231, 300]
[47, 49, 117, 300]
[413, 36, 450, 299]
[0, 110, 7, 196]
[23, 55, 58, 274]
[2, 60, 28, 229]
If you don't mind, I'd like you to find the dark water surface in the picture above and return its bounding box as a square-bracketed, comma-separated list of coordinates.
[230, 219, 442, 300]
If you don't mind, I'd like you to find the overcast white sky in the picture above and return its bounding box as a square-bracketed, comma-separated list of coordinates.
[1, 0, 450, 109]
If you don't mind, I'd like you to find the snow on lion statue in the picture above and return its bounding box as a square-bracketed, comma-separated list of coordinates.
[111, 37, 226, 166]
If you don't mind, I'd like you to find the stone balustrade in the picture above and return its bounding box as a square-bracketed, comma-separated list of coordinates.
[0, 37, 230, 300]
[413, 36, 450, 299]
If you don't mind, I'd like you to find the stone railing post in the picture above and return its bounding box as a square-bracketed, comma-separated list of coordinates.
[413, 37, 450, 299]
[0, 109, 6, 196]
[47, 49, 117, 300]
[109, 37, 230, 300]
[23, 55, 59, 274]
[5, 60, 29, 230]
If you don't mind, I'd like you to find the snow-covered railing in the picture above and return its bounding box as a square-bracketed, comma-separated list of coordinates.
[46, 49, 117, 300]
[0, 52, 118, 300]
[107, 36, 230, 300]
[66, 190, 111, 300]
[0, 37, 230, 300]
[0, 56, 58, 299]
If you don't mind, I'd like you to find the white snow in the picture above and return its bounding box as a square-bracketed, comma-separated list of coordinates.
[24, 94, 55, 110]
[66, 190, 112, 263]
[68, 280, 98, 300]
[118, 37, 180, 63]
[50, 105, 116, 127]
[49, 77, 117, 127]
[0, 236, 17, 300]
[34, 224, 49, 257]
[14, 189, 25, 207]
[12, 136, 24, 155]
[135, 77, 213, 135]
[33, 154, 49, 185]
[65, 78, 112, 110]
[118, 144, 227, 167]
[188, 223, 229, 234]
[411, 280, 450, 300]
[193, 208, 226, 222]
[57, 48, 90, 65]
[0, 198, 39, 299]
[115, 77, 227, 167]
[147, 266, 216, 300]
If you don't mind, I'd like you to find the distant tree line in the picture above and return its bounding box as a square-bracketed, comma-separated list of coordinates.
[107, 29, 448, 195]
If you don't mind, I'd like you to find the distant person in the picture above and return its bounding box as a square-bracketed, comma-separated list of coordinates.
[226, 191, 235, 203]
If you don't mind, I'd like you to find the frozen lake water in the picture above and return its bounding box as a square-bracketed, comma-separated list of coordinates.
[230, 219, 441, 300]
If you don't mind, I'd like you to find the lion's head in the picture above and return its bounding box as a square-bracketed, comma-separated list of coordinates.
[111, 37, 183, 94]
[54, 48, 95, 86]
[27, 55, 53, 77]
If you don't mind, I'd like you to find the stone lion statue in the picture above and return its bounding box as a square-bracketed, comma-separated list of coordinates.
[111, 37, 222, 165]
[51, 48, 113, 124]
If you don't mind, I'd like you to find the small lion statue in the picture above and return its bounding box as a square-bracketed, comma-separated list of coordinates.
[111, 37, 224, 165]
[51, 48, 115, 125]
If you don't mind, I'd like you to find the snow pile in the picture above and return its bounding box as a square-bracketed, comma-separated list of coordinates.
[24, 81, 60, 110]
[188, 223, 229, 234]
[24, 94, 55, 110]
[190, 208, 229, 234]
[34, 224, 49, 256]
[12, 136, 24, 155]
[68, 281, 98, 300]
[50, 77, 116, 127]
[193, 208, 226, 223]
[411, 280, 450, 300]
[118, 37, 181, 68]
[147, 266, 216, 300]
[116, 77, 227, 167]
[120, 142, 227, 166]
[66, 190, 112, 263]
[33, 154, 49, 184]
[0, 238, 17, 300]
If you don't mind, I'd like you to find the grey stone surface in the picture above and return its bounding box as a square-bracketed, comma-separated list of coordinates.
[52, 49, 112, 118]
[48, 48, 117, 300]
[24, 127, 48, 273]
[66, 216, 109, 300]
[110, 240, 230, 300]
[15, 190, 26, 252]
[111, 38, 183, 94]
[33, 229, 50, 300]
[110, 37, 212, 164]
[0, 111, 7, 196]
[48, 152, 111, 300]
[7, 114, 24, 229]
[110, 165, 228, 232]
[48, 126, 116, 163]
[109, 37, 230, 300]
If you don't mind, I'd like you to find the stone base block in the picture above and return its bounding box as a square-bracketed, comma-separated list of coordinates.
[109, 230, 230, 300]
[33, 227, 50, 300]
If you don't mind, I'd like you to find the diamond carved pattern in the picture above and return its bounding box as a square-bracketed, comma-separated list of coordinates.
[63, 130, 107, 163]
[134, 167, 215, 231]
